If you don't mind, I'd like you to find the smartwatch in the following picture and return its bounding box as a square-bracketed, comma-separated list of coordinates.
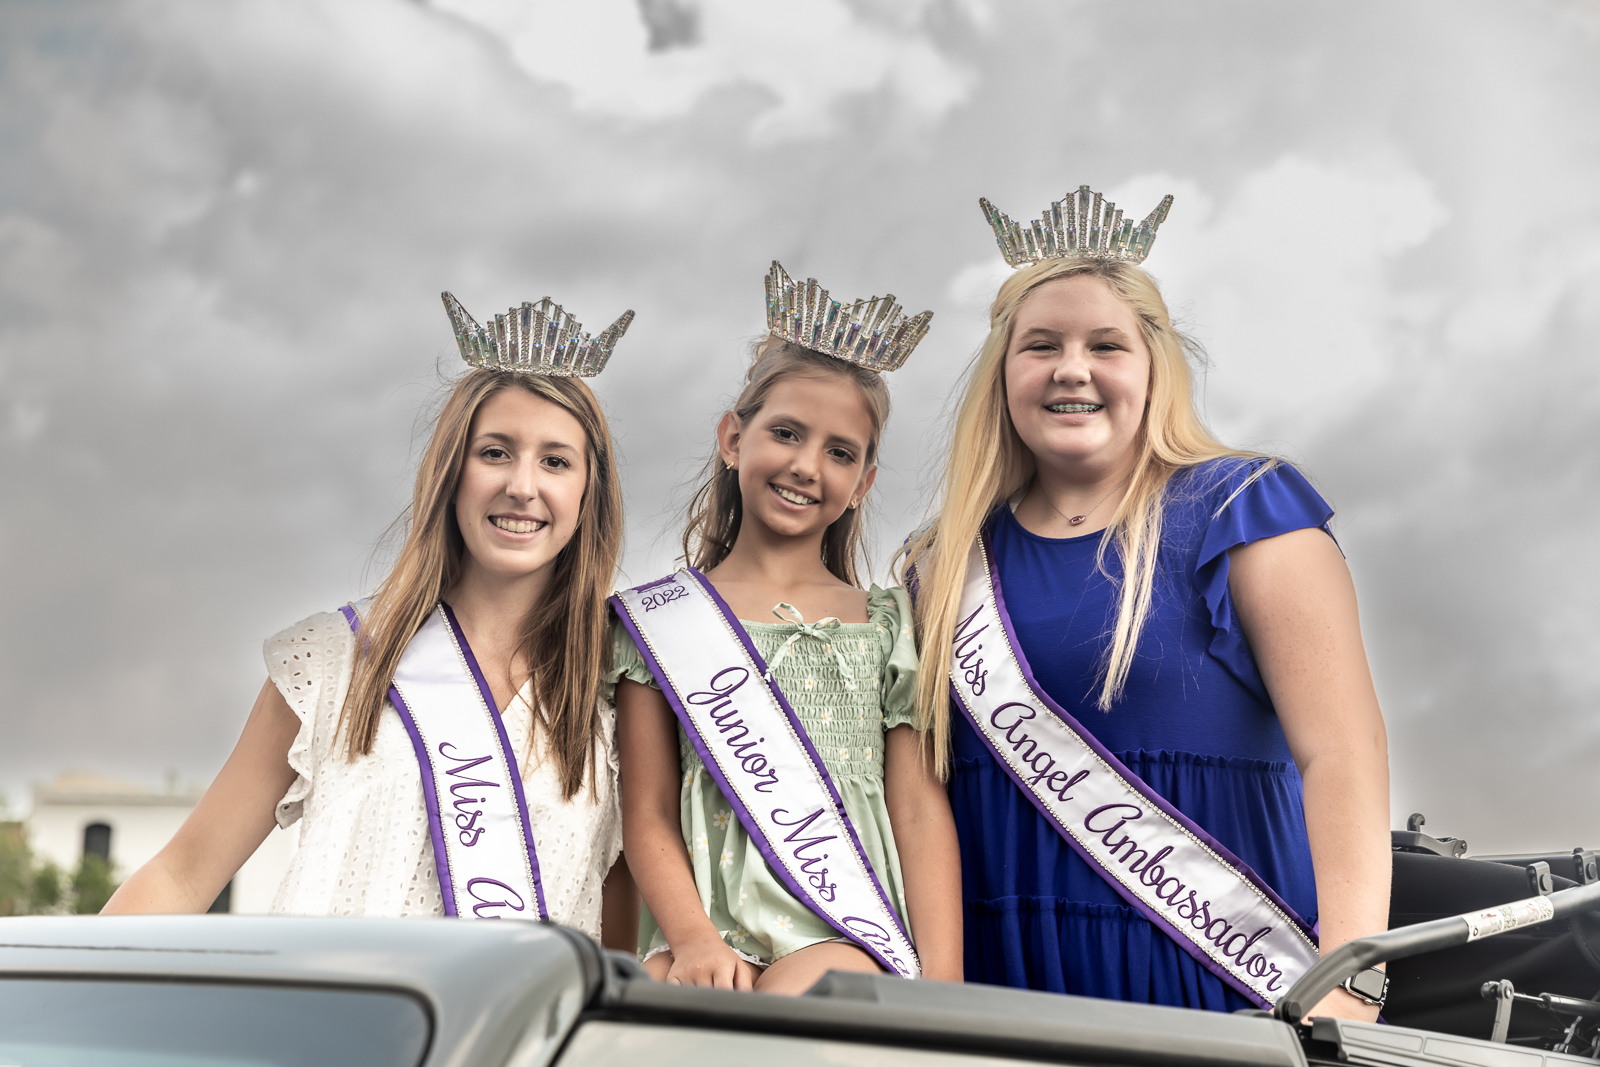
[1341, 966, 1389, 1008]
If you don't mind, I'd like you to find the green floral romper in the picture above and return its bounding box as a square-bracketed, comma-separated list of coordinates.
[610, 584, 921, 965]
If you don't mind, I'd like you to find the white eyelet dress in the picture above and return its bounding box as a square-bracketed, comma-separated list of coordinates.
[263, 609, 622, 939]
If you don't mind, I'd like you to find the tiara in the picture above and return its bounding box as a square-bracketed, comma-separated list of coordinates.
[979, 185, 1174, 267]
[441, 291, 633, 378]
[763, 261, 931, 373]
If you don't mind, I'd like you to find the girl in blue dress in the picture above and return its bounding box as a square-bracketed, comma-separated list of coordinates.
[903, 186, 1391, 1019]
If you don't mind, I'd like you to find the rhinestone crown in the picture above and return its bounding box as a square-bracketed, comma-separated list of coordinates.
[763, 261, 931, 373]
[442, 291, 633, 378]
[980, 184, 1174, 267]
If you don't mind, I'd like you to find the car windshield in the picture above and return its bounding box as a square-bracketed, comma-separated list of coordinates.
[0, 978, 430, 1067]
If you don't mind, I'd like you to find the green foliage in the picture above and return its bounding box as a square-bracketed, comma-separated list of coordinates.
[72, 854, 118, 914]
[0, 822, 30, 916]
[0, 820, 118, 915]
[29, 861, 64, 913]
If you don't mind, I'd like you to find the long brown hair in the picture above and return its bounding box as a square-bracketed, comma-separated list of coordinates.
[341, 368, 623, 798]
[900, 258, 1264, 776]
[682, 337, 890, 587]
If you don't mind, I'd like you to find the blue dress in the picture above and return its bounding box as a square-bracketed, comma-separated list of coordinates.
[949, 457, 1333, 1010]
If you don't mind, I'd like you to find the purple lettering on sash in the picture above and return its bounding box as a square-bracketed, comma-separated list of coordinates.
[1084, 802, 1143, 834]
[688, 667, 781, 794]
[466, 876, 526, 918]
[1137, 846, 1174, 886]
[1224, 926, 1273, 966]
[953, 606, 989, 695]
[1078, 798, 1299, 971]
[771, 807, 839, 902]
[990, 701, 1034, 732]
[1042, 768, 1089, 802]
[438, 742, 500, 847]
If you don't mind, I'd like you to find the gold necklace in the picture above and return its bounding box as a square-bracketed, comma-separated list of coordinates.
[1038, 474, 1131, 527]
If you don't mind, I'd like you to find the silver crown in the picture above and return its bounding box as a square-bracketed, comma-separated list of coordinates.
[442, 292, 633, 378]
[980, 185, 1174, 267]
[763, 261, 931, 373]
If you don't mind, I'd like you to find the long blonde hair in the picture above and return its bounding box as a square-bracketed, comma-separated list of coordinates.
[341, 368, 623, 799]
[901, 258, 1262, 775]
[682, 336, 890, 587]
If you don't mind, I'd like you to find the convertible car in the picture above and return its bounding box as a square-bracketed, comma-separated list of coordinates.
[1, 818, 1596, 1067]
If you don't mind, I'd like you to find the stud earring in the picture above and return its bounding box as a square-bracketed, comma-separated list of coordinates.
[848, 499, 859, 510]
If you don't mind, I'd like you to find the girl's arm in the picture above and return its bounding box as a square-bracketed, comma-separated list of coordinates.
[616, 678, 756, 990]
[102, 679, 300, 914]
[884, 725, 964, 982]
[1230, 527, 1391, 1023]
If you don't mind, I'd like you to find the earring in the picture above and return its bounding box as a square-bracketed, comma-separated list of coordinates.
[726, 461, 737, 472]
[848, 499, 859, 510]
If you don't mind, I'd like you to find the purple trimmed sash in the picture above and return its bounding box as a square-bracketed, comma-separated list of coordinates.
[611, 569, 920, 978]
[948, 536, 1319, 1007]
[341, 601, 547, 922]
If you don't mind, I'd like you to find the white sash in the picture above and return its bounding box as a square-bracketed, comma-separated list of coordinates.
[949, 536, 1319, 1007]
[341, 602, 547, 922]
[611, 569, 920, 978]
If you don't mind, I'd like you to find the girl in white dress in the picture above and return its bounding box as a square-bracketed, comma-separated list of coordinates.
[105, 293, 636, 944]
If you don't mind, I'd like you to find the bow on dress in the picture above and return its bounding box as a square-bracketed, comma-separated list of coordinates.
[761, 603, 857, 691]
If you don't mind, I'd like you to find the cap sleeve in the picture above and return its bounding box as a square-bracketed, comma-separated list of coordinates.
[1194, 459, 1335, 703]
[607, 608, 660, 698]
[262, 608, 357, 829]
[868, 585, 921, 732]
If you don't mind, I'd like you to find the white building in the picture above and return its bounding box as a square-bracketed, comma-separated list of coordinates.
[26, 771, 295, 913]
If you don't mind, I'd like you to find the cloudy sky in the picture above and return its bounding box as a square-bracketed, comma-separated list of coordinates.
[3, 0, 1597, 855]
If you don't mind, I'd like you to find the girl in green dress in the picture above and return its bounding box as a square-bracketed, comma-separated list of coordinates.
[614, 312, 963, 994]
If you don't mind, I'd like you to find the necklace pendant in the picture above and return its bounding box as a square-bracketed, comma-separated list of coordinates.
[1068, 515, 1086, 525]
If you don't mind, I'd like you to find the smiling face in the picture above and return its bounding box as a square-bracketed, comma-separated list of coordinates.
[719, 372, 878, 544]
[453, 385, 589, 586]
[1004, 273, 1152, 478]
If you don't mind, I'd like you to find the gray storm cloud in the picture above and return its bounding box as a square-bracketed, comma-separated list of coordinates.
[1, 0, 1597, 854]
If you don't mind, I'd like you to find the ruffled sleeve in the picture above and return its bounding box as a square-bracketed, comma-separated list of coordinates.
[262, 609, 358, 829]
[869, 585, 921, 731]
[1193, 459, 1335, 704]
[607, 608, 659, 696]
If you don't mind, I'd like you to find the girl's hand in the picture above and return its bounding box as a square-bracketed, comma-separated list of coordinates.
[663, 935, 759, 990]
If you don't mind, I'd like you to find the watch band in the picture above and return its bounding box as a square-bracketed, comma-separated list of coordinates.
[1341, 966, 1389, 1007]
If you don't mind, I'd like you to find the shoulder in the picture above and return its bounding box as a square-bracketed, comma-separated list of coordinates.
[1168, 457, 1331, 534]
[1169, 455, 1274, 500]
[870, 585, 920, 726]
[606, 606, 659, 691]
[866, 584, 911, 628]
[264, 608, 361, 830]
[867, 584, 916, 656]
[263, 608, 357, 704]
